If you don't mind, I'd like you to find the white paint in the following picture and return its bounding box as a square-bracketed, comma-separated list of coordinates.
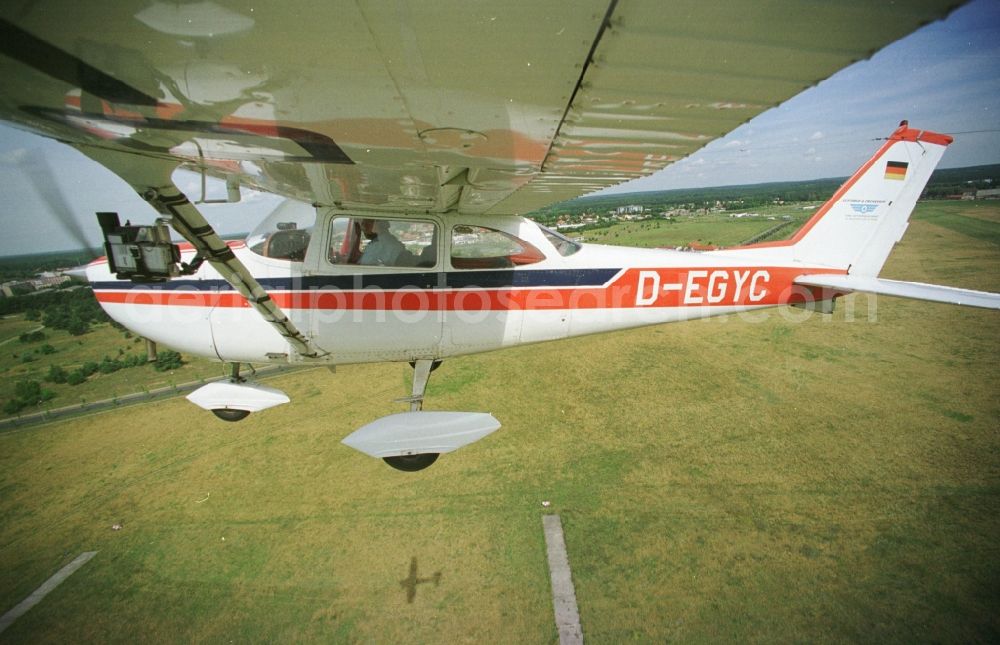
[749, 269, 770, 301]
[635, 270, 659, 306]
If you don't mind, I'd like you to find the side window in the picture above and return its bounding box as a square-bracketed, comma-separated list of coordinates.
[327, 217, 437, 268]
[450, 225, 545, 269]
[246, 202, 315, 261]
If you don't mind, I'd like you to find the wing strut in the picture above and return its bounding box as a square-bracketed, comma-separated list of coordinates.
[144, 185, 328, 359]
[78, 145, 328, 361]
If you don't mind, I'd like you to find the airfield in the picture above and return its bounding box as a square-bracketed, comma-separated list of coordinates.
[0, 201, 997, 642]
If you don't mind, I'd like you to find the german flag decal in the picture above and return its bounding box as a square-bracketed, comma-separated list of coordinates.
[885, 160, 908, 181]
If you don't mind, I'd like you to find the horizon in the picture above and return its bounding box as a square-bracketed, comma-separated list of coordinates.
[1, 160, 996, 261]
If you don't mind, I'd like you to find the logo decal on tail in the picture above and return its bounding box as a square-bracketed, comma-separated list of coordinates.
[884, 160, 908, 181]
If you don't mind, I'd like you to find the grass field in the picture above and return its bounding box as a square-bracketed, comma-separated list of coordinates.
[0, 321, 228, 419]
[0, 317, 43, 343]
[0, 201, 997, 642]
[579, 204, 813, 248]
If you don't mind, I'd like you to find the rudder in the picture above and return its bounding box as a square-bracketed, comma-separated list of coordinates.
[728, 122, 954, 275]
[789, 122, 952, 276]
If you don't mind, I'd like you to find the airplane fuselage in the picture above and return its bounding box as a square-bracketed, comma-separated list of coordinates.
[87, 211, 842, 365]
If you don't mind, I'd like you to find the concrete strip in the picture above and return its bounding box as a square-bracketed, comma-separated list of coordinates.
[0, 551, 97, 634]
[542, 514, 583, 645]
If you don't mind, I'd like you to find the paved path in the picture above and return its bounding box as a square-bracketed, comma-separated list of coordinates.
[543, 514, 583, 644]
[0, 551, 97, 634]
[0, 325, 44, 347]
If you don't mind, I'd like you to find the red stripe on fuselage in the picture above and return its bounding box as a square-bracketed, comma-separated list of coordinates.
[93, 266, 847, 311]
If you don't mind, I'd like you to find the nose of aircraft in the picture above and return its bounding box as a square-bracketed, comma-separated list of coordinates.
[63, 265, 90, 283]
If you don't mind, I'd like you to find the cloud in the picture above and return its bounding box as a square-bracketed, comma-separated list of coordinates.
[809, 131, 824, 140]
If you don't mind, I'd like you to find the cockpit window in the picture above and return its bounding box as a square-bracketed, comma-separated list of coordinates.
[539, 224, 582, 257]
[327, 217, 437, 267]
[450, 225, 545, 269]
[246, 201, 315, 261]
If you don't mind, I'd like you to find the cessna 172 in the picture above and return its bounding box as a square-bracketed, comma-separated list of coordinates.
[1, 1, 997, 470]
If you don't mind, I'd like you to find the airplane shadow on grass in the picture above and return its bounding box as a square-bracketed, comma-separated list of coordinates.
[400, 556, 442, 604]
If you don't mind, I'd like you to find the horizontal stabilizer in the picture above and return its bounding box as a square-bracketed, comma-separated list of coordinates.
[795, 275, 1000, 310]
[342, 411, 501, 458]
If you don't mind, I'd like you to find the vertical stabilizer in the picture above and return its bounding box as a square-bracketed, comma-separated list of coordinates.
[739, 122, 953, 276]
[791, 122, 952, 275]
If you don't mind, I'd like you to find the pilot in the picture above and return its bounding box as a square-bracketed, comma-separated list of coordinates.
[358, 218, 405, 266]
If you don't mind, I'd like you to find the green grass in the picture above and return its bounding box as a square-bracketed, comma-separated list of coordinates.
[582, 207, 811, 248]
[0, 323, 228, 418]
[0, 316, 43, 343]
[912, 200, 1000, 245]
[0, 202, 997, 641]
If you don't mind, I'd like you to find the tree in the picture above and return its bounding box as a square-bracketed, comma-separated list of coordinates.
[122, 354, 144, 368]
[98, 357, 122, 374]
[3, 399, 23, 415]
[154, 350, 183, 372]
[6, 380, 53, 411]
[46, 365, 68, 384]
[66, 317, 89, 336]
[14, 379, 42, 402]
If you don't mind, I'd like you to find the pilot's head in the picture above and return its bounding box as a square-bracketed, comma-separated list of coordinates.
[360, 218, 387, 239]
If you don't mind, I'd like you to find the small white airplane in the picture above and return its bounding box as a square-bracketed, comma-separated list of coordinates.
[0, 2, 996, 470]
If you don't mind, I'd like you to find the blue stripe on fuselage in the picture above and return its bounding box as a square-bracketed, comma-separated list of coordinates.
[91, 268, 623, 292]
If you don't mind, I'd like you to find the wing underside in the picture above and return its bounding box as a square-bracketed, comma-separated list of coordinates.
[0, 1, 960, 215]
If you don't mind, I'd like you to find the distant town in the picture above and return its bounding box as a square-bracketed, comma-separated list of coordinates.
[1, 271, 71, 298]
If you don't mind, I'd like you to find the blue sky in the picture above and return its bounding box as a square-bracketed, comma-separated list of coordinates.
[0, 0, 998, 254]
[601, 0, 1000, 193]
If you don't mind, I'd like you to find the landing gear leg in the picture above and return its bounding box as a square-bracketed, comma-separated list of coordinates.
[210, 362, 252, 422]
[383, 360, 442, 471]
[408, 359, 437, 411]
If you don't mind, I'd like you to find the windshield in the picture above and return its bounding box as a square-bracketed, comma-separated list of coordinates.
[539, 224, 582, 257]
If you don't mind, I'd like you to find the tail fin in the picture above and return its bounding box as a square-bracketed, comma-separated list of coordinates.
[744, 122, 952, 276]
[783, 124, 1000, 311]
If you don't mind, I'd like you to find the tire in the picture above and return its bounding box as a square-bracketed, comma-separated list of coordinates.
[212, 408, 251, 422]
[383, 453, 439, 471]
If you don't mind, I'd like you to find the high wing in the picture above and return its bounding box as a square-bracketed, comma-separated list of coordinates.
[0, 1, 960, 216]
